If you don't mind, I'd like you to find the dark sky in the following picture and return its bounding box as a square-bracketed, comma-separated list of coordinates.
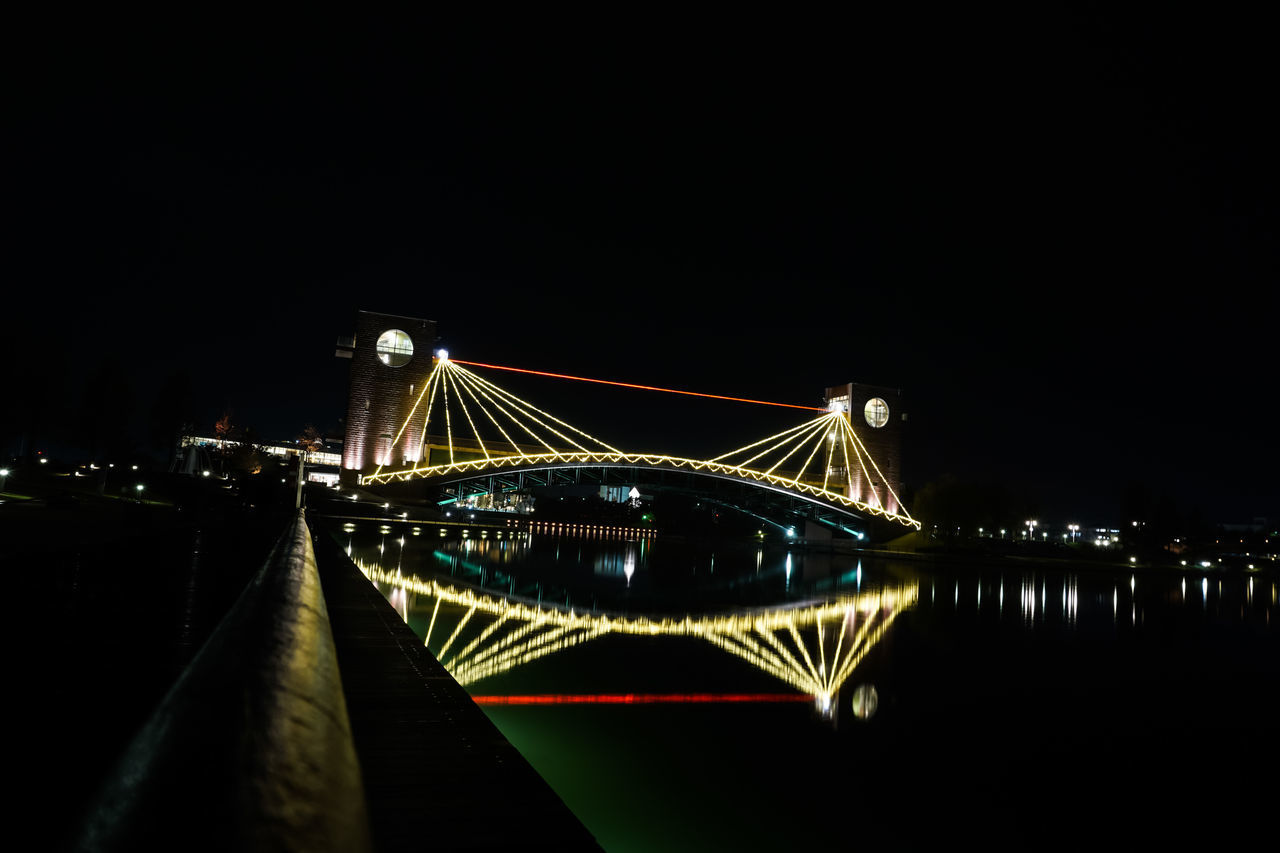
[8, 8, 1277, 523]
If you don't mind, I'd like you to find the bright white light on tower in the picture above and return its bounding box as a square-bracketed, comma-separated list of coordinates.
[436, 348, 449, 362]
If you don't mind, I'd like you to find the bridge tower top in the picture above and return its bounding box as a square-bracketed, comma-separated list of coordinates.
[337, 311, 438, 481]
[823, 382, 906, 517]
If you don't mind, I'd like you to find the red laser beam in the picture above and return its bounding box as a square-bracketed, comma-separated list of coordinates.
[470, 693, 815, 705]
[448, 359, 827, 411]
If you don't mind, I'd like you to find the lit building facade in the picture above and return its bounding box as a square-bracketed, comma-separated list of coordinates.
[337, 311, 437, 482]
[823, 381, 906, 516]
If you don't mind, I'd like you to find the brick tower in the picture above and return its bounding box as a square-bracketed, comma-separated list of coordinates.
[336, 311, 437, 483]
[822, 381, 906, 516]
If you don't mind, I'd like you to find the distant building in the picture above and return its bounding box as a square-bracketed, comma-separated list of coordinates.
[336, 311, 437, 483]
[177, 435, 344, 485]
[823, 381, 906, 516]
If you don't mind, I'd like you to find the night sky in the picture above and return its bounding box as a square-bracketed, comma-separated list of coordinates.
[8, 9, 1276, 524]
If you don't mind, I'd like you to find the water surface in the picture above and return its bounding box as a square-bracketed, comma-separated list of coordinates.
[342, 521, 1278, 851]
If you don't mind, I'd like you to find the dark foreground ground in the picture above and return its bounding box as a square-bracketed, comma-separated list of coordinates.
[10, 478, 598, 851]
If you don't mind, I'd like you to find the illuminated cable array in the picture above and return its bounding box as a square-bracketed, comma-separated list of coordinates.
[357, 560, 918, 708]
[370, 354, 622, 480]
[710, 410, 914, 525]
[363, 355, 919, 530]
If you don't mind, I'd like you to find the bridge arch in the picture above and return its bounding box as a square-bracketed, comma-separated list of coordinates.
[363, 452, 918, 537]
[356, 356, 921, 535]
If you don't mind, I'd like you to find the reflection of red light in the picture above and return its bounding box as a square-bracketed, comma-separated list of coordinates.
[472, 693, 814, 705]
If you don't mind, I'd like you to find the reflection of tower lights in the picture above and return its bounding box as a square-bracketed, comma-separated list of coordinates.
[389, 585, 410, 621]
[357, 559, 917, 697]
[1021, 576, 1038, 624]
[1062, 576, 1078, 625]
[624, 544, 636, 587]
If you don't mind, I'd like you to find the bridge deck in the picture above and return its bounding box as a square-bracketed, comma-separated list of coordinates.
[312, 522, 602, 852]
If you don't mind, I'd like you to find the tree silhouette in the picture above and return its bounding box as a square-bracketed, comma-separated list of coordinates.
[213, 411, 264, 476]
[298, 423, 324, 454]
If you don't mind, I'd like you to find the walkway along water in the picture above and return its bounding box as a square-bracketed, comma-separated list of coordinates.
[68, 510, 599, 852]
[310, 513, 602, 852]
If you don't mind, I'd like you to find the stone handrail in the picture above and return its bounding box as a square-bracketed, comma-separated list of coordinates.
[73, 511, 372, 852]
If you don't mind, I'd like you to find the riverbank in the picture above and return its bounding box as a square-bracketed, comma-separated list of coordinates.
[9, 471, 599, 850]
[867, 529, 1276, 574]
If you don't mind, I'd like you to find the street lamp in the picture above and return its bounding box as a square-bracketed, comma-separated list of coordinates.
[1025, 519, 1038, 540]
[0, 468, 9, 493]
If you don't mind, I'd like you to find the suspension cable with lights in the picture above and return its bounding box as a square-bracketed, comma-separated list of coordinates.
[364, 352, 919, 530]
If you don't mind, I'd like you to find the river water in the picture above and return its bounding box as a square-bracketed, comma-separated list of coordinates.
[340, 521, 1277, 852]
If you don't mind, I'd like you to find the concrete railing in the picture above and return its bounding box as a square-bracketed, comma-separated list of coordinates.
[73, 511, 372, 852]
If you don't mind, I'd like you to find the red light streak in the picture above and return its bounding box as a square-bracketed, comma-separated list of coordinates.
[471, 693, 815, 705]
[449, 359, 826, 412]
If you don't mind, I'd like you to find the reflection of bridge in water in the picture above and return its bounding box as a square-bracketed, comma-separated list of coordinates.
[357, 559, 918, 716]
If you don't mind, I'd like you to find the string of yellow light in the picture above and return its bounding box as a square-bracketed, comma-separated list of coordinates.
[364, 356, 919, 529]
[357, 562, 918, 696]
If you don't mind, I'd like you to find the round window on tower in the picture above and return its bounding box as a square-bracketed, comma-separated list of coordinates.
[376, 329, 414, 367]
[864, 397, 889, 428]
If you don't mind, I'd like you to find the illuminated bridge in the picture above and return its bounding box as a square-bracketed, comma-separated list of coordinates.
[357, 559, 919, 717]
[359, 355, 921, 536]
